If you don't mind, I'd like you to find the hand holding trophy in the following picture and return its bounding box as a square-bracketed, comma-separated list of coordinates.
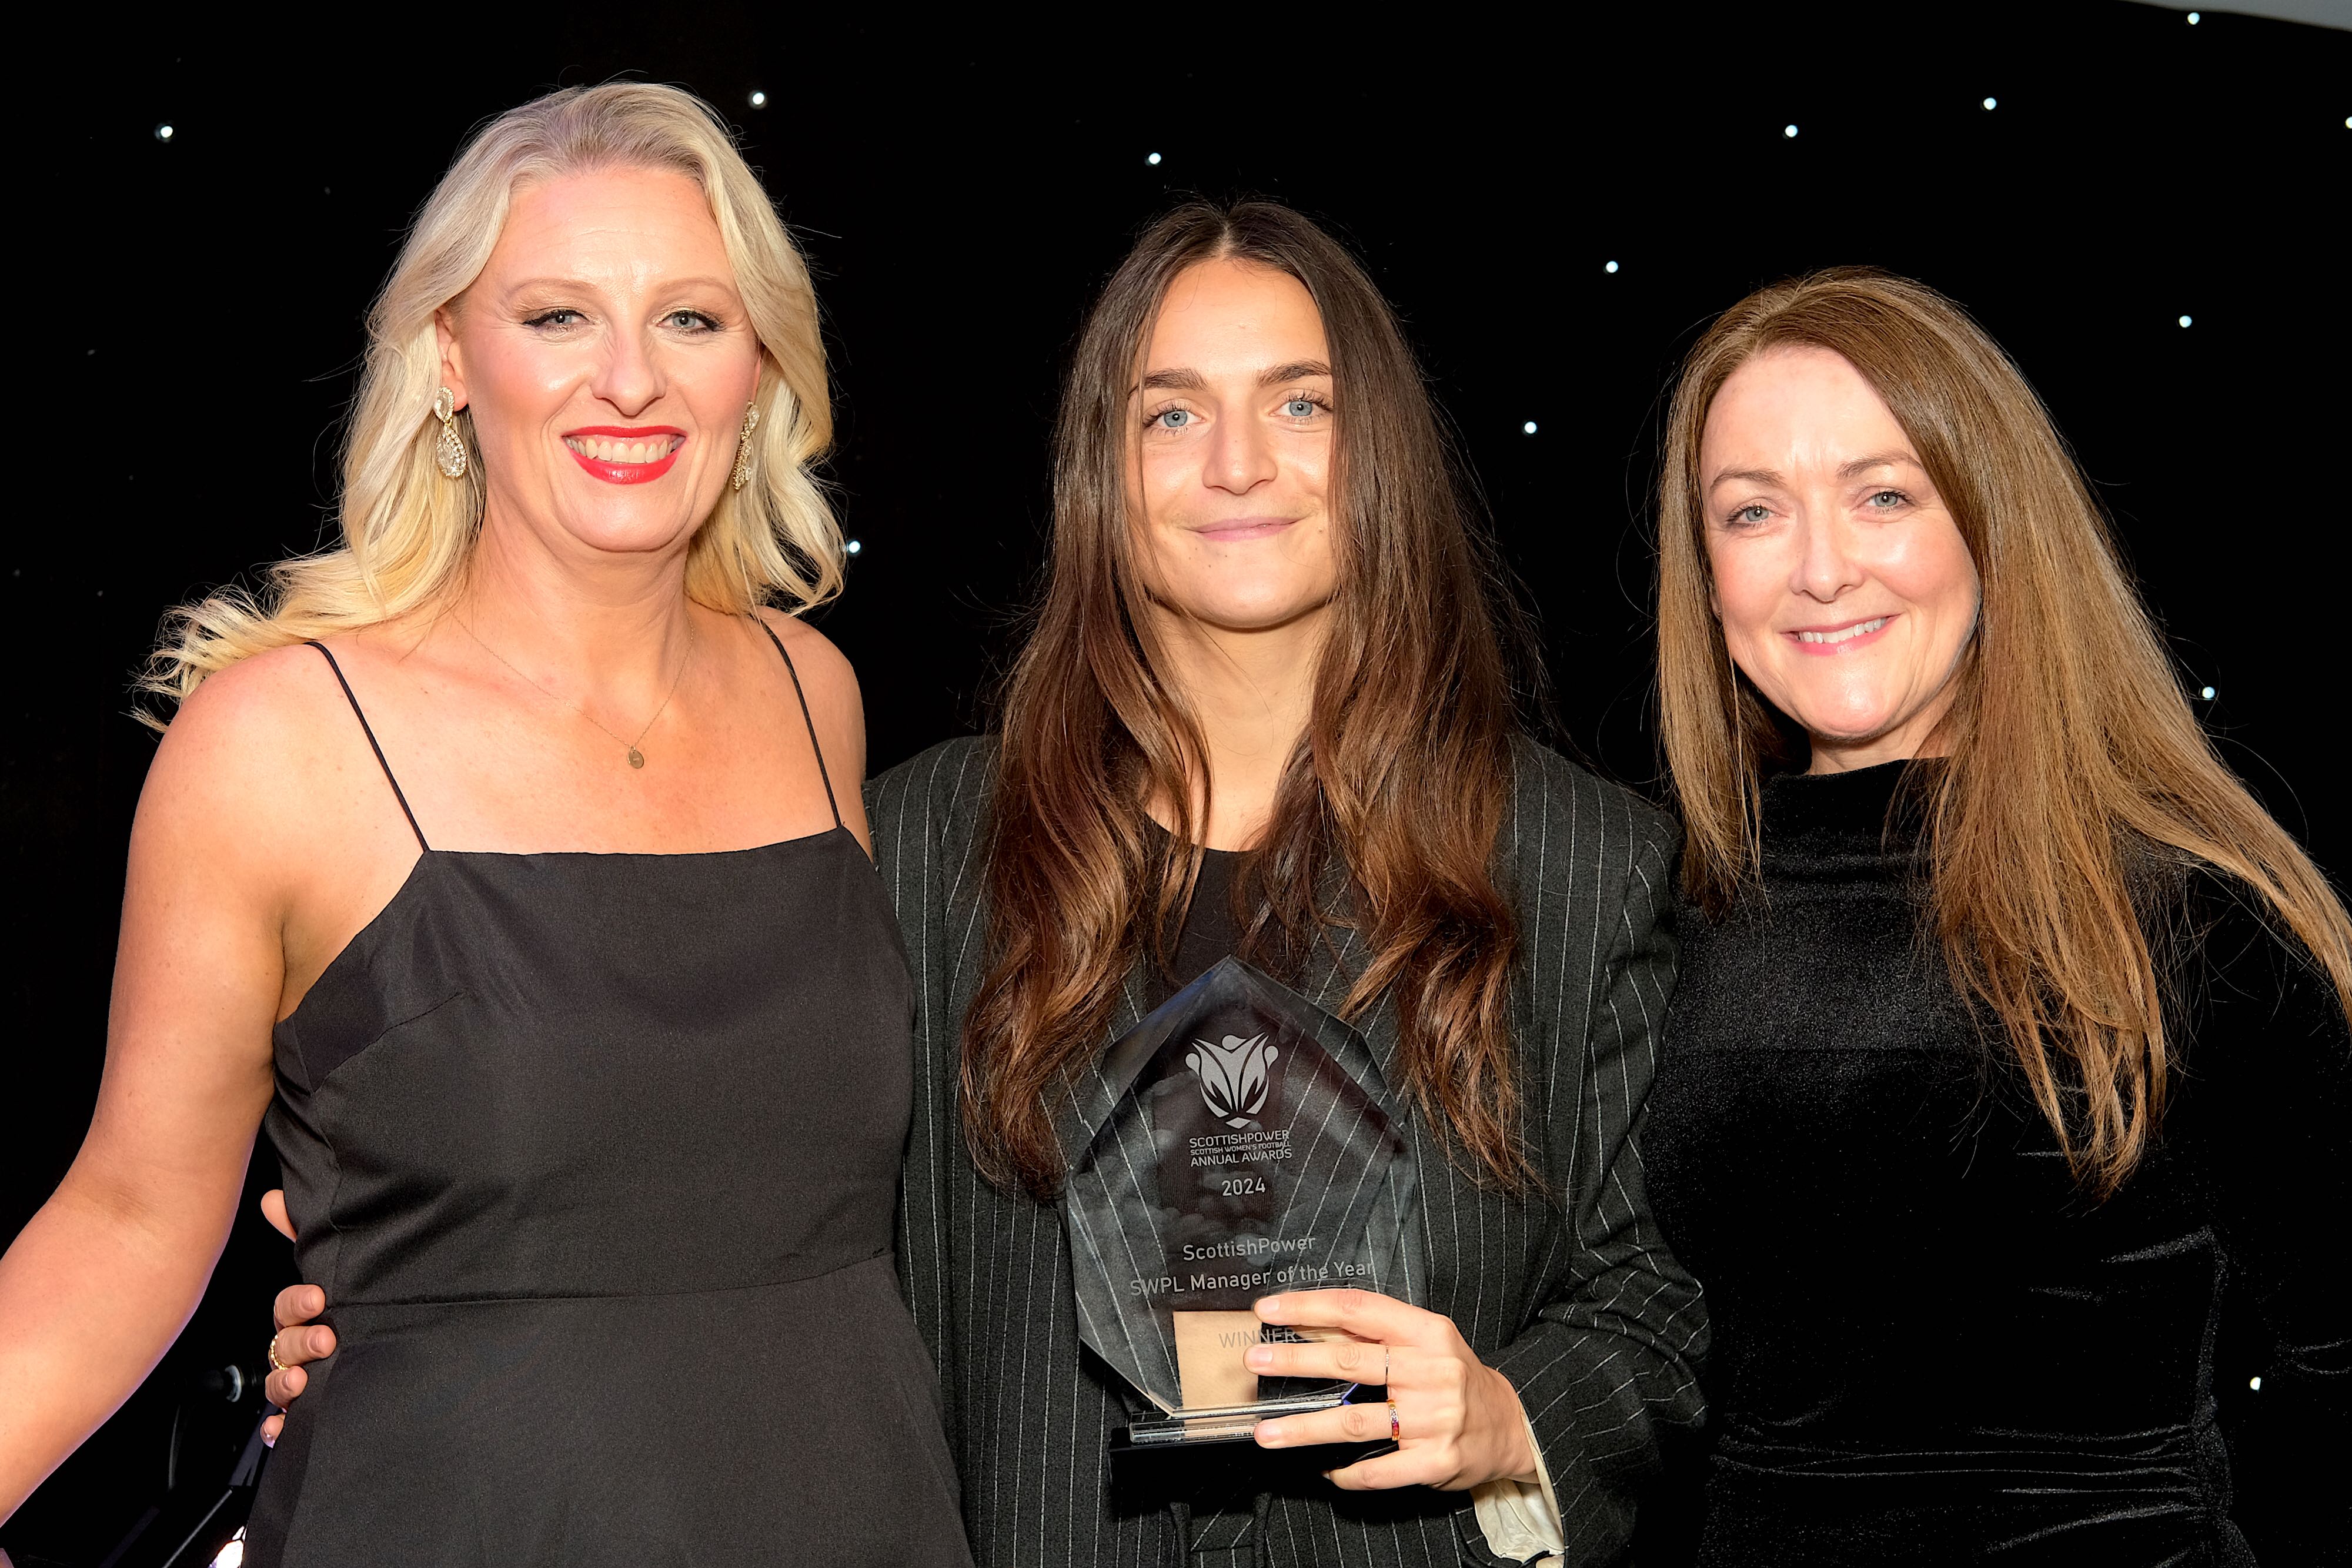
[1246, 1288, 1538, 1490]
[1058, 957, 1422, 1481]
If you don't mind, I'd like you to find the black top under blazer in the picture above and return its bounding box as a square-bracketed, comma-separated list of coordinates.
[867, 736, 1708, 1567]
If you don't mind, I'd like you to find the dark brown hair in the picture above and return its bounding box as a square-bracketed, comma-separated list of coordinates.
[966, 200, 1534, 1199]
[1656, 266, 2352, 1195]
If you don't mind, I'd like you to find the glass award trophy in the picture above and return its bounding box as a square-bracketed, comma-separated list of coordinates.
[1060, 956, 1416, 1471]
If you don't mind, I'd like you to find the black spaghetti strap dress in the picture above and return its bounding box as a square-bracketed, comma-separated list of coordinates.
[245, 628, 971, 1567]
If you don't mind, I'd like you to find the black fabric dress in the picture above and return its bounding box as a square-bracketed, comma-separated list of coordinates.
[246, 634, 971, 1567]
[1645, 760, 2351, 1566]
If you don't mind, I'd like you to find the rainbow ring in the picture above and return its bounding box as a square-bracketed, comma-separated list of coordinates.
[1388, 1399, 1401, 1441]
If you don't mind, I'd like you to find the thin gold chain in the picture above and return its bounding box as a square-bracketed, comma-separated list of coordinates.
[458, 612, 697, 768]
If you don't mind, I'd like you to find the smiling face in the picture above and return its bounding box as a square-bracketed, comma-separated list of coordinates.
[1126, 258, 1340, 634]
[1700, 345, 1982, 771]
[437, 165, 762, 567]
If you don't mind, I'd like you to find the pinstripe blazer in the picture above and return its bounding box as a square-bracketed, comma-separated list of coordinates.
[868, 735, 1707, 1568]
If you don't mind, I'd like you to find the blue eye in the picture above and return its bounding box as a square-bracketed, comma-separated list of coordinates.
[1155, 409, 1194, 429]
[1730, 504, 1770, 524]
[1868, 489, 1907, 508]
[1283, 397, 1318, 418]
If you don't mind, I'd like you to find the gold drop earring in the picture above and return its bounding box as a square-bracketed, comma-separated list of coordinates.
[731, 403, 761, 492]
[432, 387, 469, 480]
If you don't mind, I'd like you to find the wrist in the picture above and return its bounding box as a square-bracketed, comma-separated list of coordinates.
[1484, 1365, 1539, 1484]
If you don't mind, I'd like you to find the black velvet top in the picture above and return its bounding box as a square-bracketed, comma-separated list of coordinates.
[1645, 761, 2350, 1566]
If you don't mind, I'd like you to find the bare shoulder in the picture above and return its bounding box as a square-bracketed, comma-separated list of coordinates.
[753, 609, 861, 733]
[751, 609, 867, 826]
[753, 608, 857, 691]
[144, 643, 359, 845]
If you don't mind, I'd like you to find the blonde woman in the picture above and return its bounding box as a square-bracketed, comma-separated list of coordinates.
[0, 86, 970, 1564]
[1641, 269, 2351, 1563]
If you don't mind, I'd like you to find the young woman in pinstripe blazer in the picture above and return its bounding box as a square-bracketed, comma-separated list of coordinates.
[263, 200, 1706, 1566]
[861, 202, 1704, 1567]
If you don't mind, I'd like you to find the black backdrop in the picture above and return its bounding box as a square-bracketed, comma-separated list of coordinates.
[6, 5, 2347, 1562]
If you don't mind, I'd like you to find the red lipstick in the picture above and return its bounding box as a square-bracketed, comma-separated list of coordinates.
[563, 425, 686, 486]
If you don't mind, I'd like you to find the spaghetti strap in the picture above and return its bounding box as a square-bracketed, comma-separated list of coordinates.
[306, 641, 430, 852]
[756, 620, 842, 828]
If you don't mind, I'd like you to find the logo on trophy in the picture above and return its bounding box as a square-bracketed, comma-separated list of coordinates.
[1187, 1033, 1277, 1126]
[1057, 957, 1417, 1473]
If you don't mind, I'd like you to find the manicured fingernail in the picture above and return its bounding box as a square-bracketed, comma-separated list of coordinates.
[1245, 1347, 1273, 1371]
[1255, 1422, 1286, 1447]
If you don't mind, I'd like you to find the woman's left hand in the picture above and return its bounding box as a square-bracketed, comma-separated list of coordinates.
[1245, 1288, 1536, 1491]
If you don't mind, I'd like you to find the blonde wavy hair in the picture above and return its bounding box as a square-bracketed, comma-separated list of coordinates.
[142, 82, 838, 713]
[1658, 267, 2352, 1196]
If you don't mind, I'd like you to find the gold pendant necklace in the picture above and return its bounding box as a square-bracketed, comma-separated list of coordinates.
[460, 613, 696, 769]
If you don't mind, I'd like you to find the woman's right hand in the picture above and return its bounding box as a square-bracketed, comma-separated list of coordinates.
[259, 1188, 333, 1445]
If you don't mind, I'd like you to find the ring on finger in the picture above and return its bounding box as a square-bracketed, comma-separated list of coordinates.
[1388, 1398, 1401, 1441]
[267, 1334, 288, 1373]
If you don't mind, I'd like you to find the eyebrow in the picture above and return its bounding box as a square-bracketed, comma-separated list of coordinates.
[1257, 359, 1332, 386]
[1134, 359, 1334, 394]
[1706, 450, 1925, 492]
[501, 275, 742, 299]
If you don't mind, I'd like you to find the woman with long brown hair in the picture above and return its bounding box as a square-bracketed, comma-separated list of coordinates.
[1641, 268, 2352, 1563]
[858, 199, 1707, 1566]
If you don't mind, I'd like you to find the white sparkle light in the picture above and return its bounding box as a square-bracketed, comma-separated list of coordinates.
[846, 539, 863, 555]
[2201, 686, 2217, 700]
[749, 90, 768, 109]
[2249, 1375, 2262, 1390]
[1605, 260, 1620, 273]
[211, 1531, 248, 1568]
[1982, 97, 1997, 111]
[1783, 123, 1799, 138]
[155, 123, 175, 142]
[1146, 151, 1162, 166]
[2179, 315, 2193, 327]
[1522, 421, 1539, 436]
[2187, 10, 2200, 22]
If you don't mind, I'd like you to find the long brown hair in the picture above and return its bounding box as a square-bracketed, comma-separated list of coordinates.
[1657, 267, 2352, 1195]
[967, 200, 1533, 1200]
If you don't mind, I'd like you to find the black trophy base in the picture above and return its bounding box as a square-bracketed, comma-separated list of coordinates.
[1108, 1415, 1398, 1505]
